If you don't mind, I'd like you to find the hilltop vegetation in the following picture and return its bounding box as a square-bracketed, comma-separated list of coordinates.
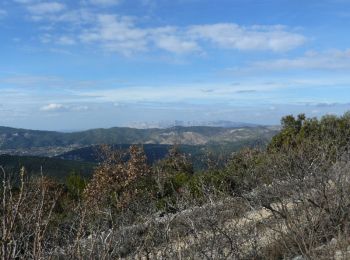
[0, 139, 265, 182]
[2, 113, 350, 259]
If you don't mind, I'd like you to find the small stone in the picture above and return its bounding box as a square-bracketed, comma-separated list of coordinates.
[330, 238, 338, 245]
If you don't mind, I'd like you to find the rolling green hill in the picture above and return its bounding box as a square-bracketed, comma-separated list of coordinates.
[0, 125, 279, 154]
[0, 125, 278, 177]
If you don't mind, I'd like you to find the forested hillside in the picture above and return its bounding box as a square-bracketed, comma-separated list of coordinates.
[0, 154, 95, 180]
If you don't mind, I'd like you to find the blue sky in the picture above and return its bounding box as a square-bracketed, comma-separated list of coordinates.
[1, 0, 350, 130]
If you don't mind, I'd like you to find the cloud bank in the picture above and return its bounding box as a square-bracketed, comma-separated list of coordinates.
[12, 1, 307, 56]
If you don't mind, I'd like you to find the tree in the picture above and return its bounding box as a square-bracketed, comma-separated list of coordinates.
[83, 145, 150, 211]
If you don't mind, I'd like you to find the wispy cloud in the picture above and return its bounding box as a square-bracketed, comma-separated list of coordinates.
[79, 16, 306, 55]
[188, 24, 306, 52]
[0, 74, 128, 91]
[228, 49, 350, 74]
[40, 103, 66, 112]
[235, 90, 257, 94]
[79, 14, 148, 55]
[0, 75, 63, 88]
[88, 0, 122, 6]
[57, 36, 76, 45]
[76, 82, 282, 104]
[153, 34, 200, 54]
[27, 2, 66, 15]
[12, 1, 307, 56]
[40, 103, 89, 112]
[4, 72, 349, 107]
[314, 102, 350, 108]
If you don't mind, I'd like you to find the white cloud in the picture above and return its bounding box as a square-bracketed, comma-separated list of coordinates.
[40, 103, 89, 112]
[38, 33, 76, 46]
[78, 15, 304, 55]
[187, 23, 306, 52]
[80, 14, 148, 55]
[77, 83, 277, 104]
[71, 105, 89, 111]
[83, 18, 199, 55]
[57, 36, 76, 45]
[235, 49, 350, 72]
[40, 103, 66, 111]
[41, 9, 95, 24]
[27, 2, 66, 15]
[16, 2, 306, 55]
[72, 75, 350, 106]
[39, 33, 52, 43]
[89, 0, 122, 6]
[150, 26, 201, 54]
[153, 34, 200, 54]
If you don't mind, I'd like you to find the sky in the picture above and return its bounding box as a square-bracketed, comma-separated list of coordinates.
[1, 0, 350, 130]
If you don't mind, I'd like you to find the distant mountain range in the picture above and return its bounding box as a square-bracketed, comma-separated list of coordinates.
[0, 125, 280, 156]
[0, 125, 280, 180]
[124, 120, 259, 129]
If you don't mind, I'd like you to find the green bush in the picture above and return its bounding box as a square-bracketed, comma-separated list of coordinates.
[65, 171, 86, 199]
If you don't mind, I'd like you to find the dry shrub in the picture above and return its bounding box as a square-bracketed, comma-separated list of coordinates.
[0, 167, 62, 259]
[253, 144, 350, 259]
[83, 144, 150, 214]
